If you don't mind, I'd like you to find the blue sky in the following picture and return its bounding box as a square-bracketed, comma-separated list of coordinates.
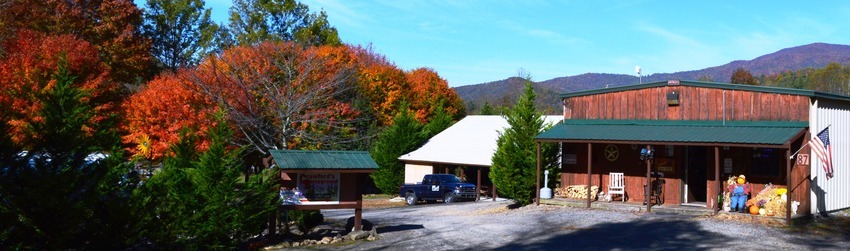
[151, 0, 850, 87]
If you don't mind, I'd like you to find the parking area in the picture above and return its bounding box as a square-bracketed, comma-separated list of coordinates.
[292, 199, 850, 250]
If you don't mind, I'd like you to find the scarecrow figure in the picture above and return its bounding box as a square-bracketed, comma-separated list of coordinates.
[727, 174, 751, 213]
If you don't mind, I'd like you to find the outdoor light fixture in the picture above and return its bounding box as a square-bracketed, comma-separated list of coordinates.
[667, 91, 679, 106]
[640, 147, 655, 161]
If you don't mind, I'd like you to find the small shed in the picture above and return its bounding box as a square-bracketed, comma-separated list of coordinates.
[270, 150, 378, 231]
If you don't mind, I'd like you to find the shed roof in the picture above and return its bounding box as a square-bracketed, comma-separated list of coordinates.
[270, 150, 378, 172]
[561, 80, 850, 102]
[535, 119, 807, 146]
[399, 115, 562, 167]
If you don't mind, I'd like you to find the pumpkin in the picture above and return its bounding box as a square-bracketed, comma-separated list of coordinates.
[759, 208, 766, 215]
[750, 205, 760, 215]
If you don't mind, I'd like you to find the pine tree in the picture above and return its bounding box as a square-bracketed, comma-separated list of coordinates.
[0, 56, 134, 249]
[371, 105, 427, 194]
[133, 112, 279, 249]
[490, 79, 547, 206]
[423, 102, 454, 137]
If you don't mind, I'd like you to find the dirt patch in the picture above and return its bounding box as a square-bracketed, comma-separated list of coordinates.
[362, 198, 406, 209]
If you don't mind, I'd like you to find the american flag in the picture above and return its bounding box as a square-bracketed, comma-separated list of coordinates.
[810, 127, 833, 179]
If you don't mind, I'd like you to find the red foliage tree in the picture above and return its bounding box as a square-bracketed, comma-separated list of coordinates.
[184, 41, 362, 153]
[5, 0, 152, 84]
[405, 67, 465, 122]
[351, 46, 410, 126]
[0, 30, 116, 147]
[121, 72, 217, 160]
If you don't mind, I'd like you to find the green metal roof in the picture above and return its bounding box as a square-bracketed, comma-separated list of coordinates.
[559, 80, 850, 102]
[270, 150, 378, 170]
[535, 120, 807, 145]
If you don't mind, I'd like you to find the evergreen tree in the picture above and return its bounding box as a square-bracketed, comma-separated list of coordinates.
[371, 105, 427, 194]
[133, 113, 279, 249]
[480, 101, 496, 115]
[0, 56, 135, 249]
[490, 78, 551, 206]
[423, 102, 454, 137]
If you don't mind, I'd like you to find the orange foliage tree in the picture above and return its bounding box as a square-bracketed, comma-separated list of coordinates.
[121, 72, 217, 160]
[351, 46, 410, 126]
[5, 0, 152, 84]
[183, 41, 362, 154]
[405, 67, 465, 123]
[0, 30, 117, 148]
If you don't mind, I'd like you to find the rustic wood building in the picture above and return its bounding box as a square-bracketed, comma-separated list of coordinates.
[534, 80, 850, 223]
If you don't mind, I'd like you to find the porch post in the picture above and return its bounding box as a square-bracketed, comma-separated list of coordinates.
[714, 146, 720, 215]
[587, 143, 592, 208]
[477, 168, 482, 201]
[492, 183, 497, 201]
[536, 142, 541, 206]
[786, 148, 792, 226]
[646, 145, 652, 213]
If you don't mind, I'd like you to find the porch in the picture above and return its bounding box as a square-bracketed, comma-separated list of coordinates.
[539, 197, 804, 226]
[534, 119, 811, 225]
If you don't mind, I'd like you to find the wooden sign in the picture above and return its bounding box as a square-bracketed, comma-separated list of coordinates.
[796, 154, 810, 166]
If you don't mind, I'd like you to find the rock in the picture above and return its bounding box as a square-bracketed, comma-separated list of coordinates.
[322, 236, 333, 242]
[347, 230, 370, 241]
[288, 225, 303, 236]
[367, 235, 377, 241]
[293, 242, 300, 247]
[345, 217, 374, 231]
[331, 238, 342, 244]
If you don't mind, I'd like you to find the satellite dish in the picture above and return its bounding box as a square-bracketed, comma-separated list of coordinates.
[635, 65, 641, 75]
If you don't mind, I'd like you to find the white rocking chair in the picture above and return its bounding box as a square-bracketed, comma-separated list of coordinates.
[608, 172, 625, 202]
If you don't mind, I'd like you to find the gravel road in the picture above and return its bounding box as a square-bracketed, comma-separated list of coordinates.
[297, 199, 850, 250]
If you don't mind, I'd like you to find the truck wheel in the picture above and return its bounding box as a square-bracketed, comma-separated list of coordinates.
[443, 192, 454, 204]
[405, 192, 417, 206]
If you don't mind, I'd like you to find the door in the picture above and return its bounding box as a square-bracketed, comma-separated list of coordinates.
[684, 146, 708, 204]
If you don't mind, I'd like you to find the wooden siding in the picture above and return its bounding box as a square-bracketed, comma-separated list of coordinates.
[565, 86, 810, 121]
[559, 143, 799, 207]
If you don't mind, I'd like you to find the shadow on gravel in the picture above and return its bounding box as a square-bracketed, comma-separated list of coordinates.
[784, 216, 850, 250]
[490, 218, 731, 250]
[377, 224, 425, 234]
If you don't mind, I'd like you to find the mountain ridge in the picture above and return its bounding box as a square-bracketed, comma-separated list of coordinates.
[456, 42, 850, 113]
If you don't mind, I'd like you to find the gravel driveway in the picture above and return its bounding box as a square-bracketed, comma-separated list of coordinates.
[298, 199, 850, 250]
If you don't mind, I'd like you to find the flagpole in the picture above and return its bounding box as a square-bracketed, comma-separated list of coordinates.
[789, 124, 830, 160]
[790, 142, 809, 160]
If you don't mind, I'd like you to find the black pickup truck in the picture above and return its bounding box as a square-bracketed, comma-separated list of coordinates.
[399, 174, 477, 205]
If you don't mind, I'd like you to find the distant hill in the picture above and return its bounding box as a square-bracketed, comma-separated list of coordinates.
[456, 42, 850, 113]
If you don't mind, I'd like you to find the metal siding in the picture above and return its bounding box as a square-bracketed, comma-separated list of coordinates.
[811, 99, 850, 213]
[270, 150, 379, 170]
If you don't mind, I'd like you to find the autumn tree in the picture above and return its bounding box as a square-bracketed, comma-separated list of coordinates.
[122, 72, 217, 161]
[0, 30, 120, 148]
[351, 46, 409, 126]
[490, 75, 557, 206]
[730, 68, 757, 85]
[142, 0, 220, 72]
[228, 0, 340, 46]
[5, 0, 152, 85]
[184, 41, 361, 154]
[406, 67, 466, 123]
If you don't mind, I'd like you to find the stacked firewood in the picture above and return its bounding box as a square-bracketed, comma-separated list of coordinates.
[555, 185, 599, 200]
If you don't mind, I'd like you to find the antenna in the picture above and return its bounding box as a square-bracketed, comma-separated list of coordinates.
[635, 65, 642, 84]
